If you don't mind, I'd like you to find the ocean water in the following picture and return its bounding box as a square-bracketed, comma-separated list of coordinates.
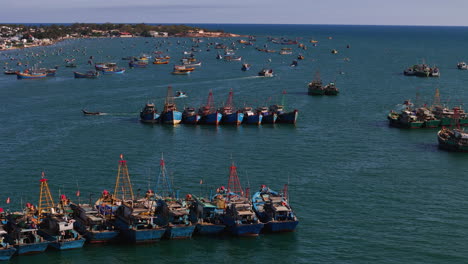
[2, 24, 468, 263]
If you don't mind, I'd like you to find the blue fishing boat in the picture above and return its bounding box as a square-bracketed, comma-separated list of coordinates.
[189, 196, 226, 235]
[70, 204, 119, 244]
[37, 216, 86, 250]
[160, 86, 182, 125]
[257, 106, 277, 124]
[4, 214, 50, 255]
[182, 107, 200, 124]
[217, 163, 264, 236]
[140, 103, 160, 123]
[198, 90, 222, 125]
[128, 60, 148, 68]
[113, 205, 166, 243]
[269, 105, 298, 124]
[252, 186, 299, 233]
[242, 107, 263, 125]
[0, 226, 16, 260]
[153, 155, 196, 239]
[219, 90, 244, 125]
[102, 68, 125, 74]
[74, 71, 99, 78]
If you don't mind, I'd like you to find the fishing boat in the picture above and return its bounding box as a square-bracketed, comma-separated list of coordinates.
[37, 215, 86, 250]
[3, 69, 17, 75]
[198, 90, 222, 125]
[3, 214, 50, 255]
[0, 227, 16, 261]
[37, 68, 57, 77]
[438, 108, 468, 151]
[171, 69, 191, 75]
[140, 103, 160, 123]
[182, 107, 200, 124]
[242, 107, 263, 125]
[102, 68, 125, 74]
[174, 65, 195, 72]
[189, 196, 226, 235]
[457, 62, 467, 70]
[70, 204, 119, 243]
[219, 90, 244, 125]
[216, 53, 223, 60]
[128, 60, 148, 68]
[258, 69, 273, 77]
[257, 106, 277, 124]
[308, 71, 325, 95]
[184, 62, 202, 67]
[324, 82, 339, 95]
[153, 60, 169, 64]
[416, 107, 441, 128]
[153, 156, 196, 239]
[403, 65, 417, 76]
[269, 105, 298, 124]
[252, 185, 299, 232]
[216, 163, 264, 236]
[241, 63, 251, 71]
[16, 70, 47, 80]
[387, 109, 424, 128]
[160, 86, 182, 125]
[74, 71, 99, 78]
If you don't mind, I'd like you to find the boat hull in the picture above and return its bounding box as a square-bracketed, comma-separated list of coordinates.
[199, 112, 222, 125]
[308, 89, 325, 95]
[16, 72, 47, 79]
[261, 113, 277, 124]
[228, 223, 264, 237]
[182, 114, 200, 124]
[161, 111, 182, 125]
[263, 221, 299, 233]
[243, 114, 263, 125]
[164, 225, 196, 239]
[0, 248, 16, 260]
[85, 230, 120, 244]
[119, 229, 166, 243]
[221, 112, 244, 125]
[277, 110, 298, 124]
[15, 241, 50, 255]
[140, 113, 161, 123]
[74, 72, 98, 78]
[48, 238, 86, 250]
[424, 119, 441, 128]
[195, 224, 226, 235]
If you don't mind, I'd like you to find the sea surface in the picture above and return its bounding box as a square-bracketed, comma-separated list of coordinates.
[2, 24, 468, 263]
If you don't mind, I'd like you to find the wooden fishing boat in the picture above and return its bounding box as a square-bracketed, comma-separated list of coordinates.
[308, 71, 325, 95]
[198, 90, 222, 125]
[140, 103, 160, 123]
[219, 90, 243, 125]
[74, 71, 99, 78]
[128, 61, 148, 68]
[324, 82, 339, 95]
[38, 215, 86, 250]
[102, 68, 125, 74]
[171, 70, 191, 75]
[70, 204, 119, 243]
[189, 195, 226, 235]
[438, 108, 468, 151]
[16, 71, 47, 80]
[160, 86, 182, 125]
[182, 107, 200, 124]
[242, 107, 262, 125]
[0, 227, 16, 261]
[252, 186, 299, 232]
[153, 60, 169, 64]
[4, 214, 50, 255]
[257, 106, 277, 124]
[269, 105, 298, 124]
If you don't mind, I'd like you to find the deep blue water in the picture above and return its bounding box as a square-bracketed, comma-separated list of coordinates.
[2, 24, 468, 263]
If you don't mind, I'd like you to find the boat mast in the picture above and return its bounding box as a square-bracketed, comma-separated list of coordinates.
[206, 90, 214, 110]
[225, 89, 234, 108]
[113, 154, 135, 202]
[155, 153, 174, 198]
[38, 171, 55, 217]
[164, 86, 175, 112]
[433, 88, 441, 108]
[227, 161, 244, 197]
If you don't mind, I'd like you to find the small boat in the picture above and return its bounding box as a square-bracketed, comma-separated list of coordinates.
[16, 71, 47, 80]
[174, 65, 195, 72]
[324, 82, 339, 95]
[65, 63, 77, 68]
[216, 53, 223, 60]
[297, 55, 304, 60]
[258, 69, 273, 77]
[331, 49, 338, 54]
[174, 91, 187, 98]
[457, 62, 467, 70]
[430, 67, 440, 77]
[252, 185, 299, 232]
[290, 60, 298, 67]
[82, 109, 102, 115]
[182, 107, 200, 124]
[269, 105, 298, 124]
[153, 60, 169, 64]
[3, 69, 17, 75]
[241, 63, 251, 71]
[242, 107, 262, 125]
[102, 66, 125, 74]
[403, 66, 416, 76]
[128, 61, 148, 68]
[74, 71, 99, 78]
[171, 70, 191, 75]
[184, 62, 202, 67]
[140, 103, 160, 123]
[160, 86, 182, 125]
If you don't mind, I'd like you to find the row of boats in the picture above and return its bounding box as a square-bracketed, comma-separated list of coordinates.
[0, 156, 298, 260]
[308, 72, 339, 95]
[139, 88, 298, 125]
[403, 63, 440, 77]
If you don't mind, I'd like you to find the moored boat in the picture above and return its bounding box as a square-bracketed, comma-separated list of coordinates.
[241, 63, 251, 71]
[160, 86, 182, 125]
[252, 185, 299, 233]
[438, 126, 468, 152]
[0, 227, 15, 261]
[270, 105, 298, 124]
[457, 62, 467, 70]
[140, 103, 160, 123]
[182, 107, 200, 124]
[257, 106, 277, 124]
[219, 90, 244, 125]
[308, 71, 324, 95]
[198, 90, 222, 125]
[189, 196, 226, 235]
[70, 203, 119, 244]
[324, 82, 339, 95]
[16, 70, 47, 80]
[4, 213, 50, 255]
[242, 107, 262, 125]
[37, 215, 86, 250]
[74, 71, 99, 78]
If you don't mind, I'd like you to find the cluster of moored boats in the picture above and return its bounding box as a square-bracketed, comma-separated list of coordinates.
[140, 87, 298, 125]
[403, 63, 440, 77]
[0, 156, 298, 261]
[307, 71, 339, 95]
[387, 89, 468, 151]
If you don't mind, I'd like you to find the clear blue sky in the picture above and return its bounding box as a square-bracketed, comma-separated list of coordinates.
[1, 0, 467, 26]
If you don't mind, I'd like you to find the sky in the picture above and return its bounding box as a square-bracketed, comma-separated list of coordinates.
[1, 0, 467, 26]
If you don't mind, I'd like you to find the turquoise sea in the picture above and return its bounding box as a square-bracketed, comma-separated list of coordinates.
[2, 24, 468, 263]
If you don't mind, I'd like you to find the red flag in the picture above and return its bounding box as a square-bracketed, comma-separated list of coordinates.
[76, 190, 80, 197]
[41, 171, 45, 178]
[6, 197, 10, 204]
[200, 179, 203, 185]
[120, 154, 124, 160]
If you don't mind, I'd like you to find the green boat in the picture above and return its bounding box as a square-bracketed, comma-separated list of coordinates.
[432, 106, 468, 127]
[398, 110, 424, 128]
[416, 108, 441, 128]
[324, 82, 339, 95]
[438, 127, 468, 152]
[308, 71, 325, 95]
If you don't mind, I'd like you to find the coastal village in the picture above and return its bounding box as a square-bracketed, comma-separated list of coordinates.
[0, 23, 241, 50]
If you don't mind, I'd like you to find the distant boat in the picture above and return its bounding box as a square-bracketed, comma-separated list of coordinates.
[457, 62, 467, 70]
[128, 60, 148, 68]
[4, 69, 17, 75]
[258, 69, 273, 77]
[308, 71, 325, 95]
[324, 82, 339, 95]
[241, 63, 251, 71]
[16, 71, 47, 80]
[82, 109, 102, 115]
[102, 68, 125, 74]
[257, 106, 277, 124]
[174, 91, 187, 98]
[74, 71, 99, 78]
